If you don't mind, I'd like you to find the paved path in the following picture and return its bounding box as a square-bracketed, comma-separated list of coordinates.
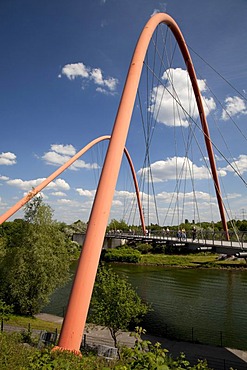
[34, 313, 247, 370]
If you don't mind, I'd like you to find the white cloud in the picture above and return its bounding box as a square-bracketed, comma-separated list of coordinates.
[138, 156, 226, 183]
[51, 178, 70, 190]
[76, 188, 95, 197]
[221, 96, 247, 120]
[114, 190, 136, 199]
[0, 175, 9, 181]
[59, 62, 118, 94]
[222, 154, 247, 175]
[57, 198, 73, 204]
[42, 144, 99, 170]
[91, 68, 104, 86]
[51, 144, 76, 156]
[42, 151, 71, 166]
[224, 193, 242, 200]
[51, 191, 67, 197]
[0, 152, 17, 166]
[149, 68, 216, 127]
[6, 177, 70, 191]
[96, 87, 116, 96]
[156, 190, 214, 202]
[104, 77, 118, 92]
[7, 178, 45, 190]
[112, 200, 123, 206]
[59, 62, 89, 80]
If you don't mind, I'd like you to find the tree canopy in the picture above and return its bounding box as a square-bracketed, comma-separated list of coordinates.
[0, 197, 70, 316]
[89, 265, 150, 348]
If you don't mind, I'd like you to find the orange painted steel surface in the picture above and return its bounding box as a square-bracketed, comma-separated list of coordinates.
[56, 12, 229, 353]
[0, 136, 145, 233]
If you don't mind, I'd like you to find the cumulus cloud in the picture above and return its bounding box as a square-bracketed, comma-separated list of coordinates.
[6, 178, 45, 190]
[149, 68, 216, 127]
[221, 96, 247, 121]
[42, 144, 99, 170]
[49, 178, 70, 190]
[57, 198, 73, 205]
[76, 188, 95, 197]
[0, 175, 9, 181]
[6, 177, 70, 191]
[156, 190, 214, 202]
[138, 156, 226, 183]
[58, 62, 89, 80]
[222, 154, 247, 175]
[112, 200, 123, 206]
[59, 62, 118, 95]
[0, 152, 17, 166]
[51, 191, 67, 197]
[51, 144, 76, 156]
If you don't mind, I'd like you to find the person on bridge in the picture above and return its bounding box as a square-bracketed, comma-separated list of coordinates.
[192, 227, 196, 241]
[181, 228, 186, 240]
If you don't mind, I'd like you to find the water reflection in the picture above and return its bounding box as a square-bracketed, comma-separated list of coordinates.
[111, 265, 247, 349]
[44, 263, 247, 349]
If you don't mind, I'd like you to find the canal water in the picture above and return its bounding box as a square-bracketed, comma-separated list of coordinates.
[44, 262, 247, 350]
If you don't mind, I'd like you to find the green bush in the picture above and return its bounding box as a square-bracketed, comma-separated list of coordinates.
[152, 244, 166, 254]
[136, 243, 153, 254]
[0, 329, 212, 369]
[103, 248, 141, 263]
[0, 332, 35, 369]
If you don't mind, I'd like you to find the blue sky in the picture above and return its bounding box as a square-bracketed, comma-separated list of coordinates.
[0, 0, 247, 226]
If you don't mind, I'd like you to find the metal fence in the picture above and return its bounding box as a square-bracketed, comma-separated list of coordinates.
[158, 322, 247, 351]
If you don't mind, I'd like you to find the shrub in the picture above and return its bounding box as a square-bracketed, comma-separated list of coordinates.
[136, 243, 153, 254]
[152, 244, 166, 254]
[103, 248, 141, 263]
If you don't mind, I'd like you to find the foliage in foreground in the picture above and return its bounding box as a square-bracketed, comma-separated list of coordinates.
[89, 265, 150, 348]
[0, 330, 212, 370]
[103, 247, 142, 263]
[0, 197, 70, 316]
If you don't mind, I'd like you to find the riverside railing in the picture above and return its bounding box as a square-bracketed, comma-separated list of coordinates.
[159, 322, 247, 351]
[106, 229, 247, 246]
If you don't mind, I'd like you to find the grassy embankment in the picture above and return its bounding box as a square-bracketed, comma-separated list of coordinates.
[139, 253, 247, 268]
[6, 314, 61, 332]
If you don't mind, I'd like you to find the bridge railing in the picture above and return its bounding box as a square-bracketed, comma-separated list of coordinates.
[106, 229, 247, 245]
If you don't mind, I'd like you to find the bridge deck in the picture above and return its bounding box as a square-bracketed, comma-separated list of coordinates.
[105, 232, 247, 255]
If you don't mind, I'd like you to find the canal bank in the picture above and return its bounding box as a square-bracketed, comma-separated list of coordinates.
[45, 262, 247, 351]
[36, 313, 247, 370]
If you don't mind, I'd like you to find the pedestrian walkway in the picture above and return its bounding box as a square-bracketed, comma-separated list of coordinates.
[29, 314, 247, 369]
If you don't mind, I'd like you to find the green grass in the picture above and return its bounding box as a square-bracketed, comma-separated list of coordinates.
[6, 314, 62, 332]
[140, 253, 247, 268]
[0, 331, 211, 370]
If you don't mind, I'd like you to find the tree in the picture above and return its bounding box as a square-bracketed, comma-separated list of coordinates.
[0, 299, 13, 323]
[107, 218, 129, 232]
[24, 194, 43, 223]
[89, 265, 150, 349]
[0, 219, 26, 249]
[0, 197, 70, 316]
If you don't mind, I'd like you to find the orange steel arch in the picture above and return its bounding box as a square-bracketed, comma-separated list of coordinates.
[55, 12, 229, 353]
[0, 135, 146, 233]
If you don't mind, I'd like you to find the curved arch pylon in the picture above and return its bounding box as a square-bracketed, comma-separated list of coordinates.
[54, 13, 226, 353]
[0, 135, 146, 233]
